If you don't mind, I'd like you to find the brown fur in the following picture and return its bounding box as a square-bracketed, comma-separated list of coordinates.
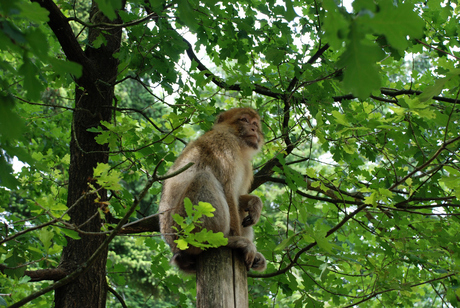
[159, 108, 267, 273]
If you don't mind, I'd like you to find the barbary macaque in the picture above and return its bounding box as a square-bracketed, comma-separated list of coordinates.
[159, 107, 267, 273]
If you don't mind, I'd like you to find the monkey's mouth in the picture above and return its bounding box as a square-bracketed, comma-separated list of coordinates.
[245, 134, 259, 144]
[244, 135, 259, 147]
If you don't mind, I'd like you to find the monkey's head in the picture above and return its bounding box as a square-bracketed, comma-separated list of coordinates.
[214, 108, 264, 152]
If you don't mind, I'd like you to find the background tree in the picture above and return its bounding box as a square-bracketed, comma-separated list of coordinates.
[1, 0, 460, 307]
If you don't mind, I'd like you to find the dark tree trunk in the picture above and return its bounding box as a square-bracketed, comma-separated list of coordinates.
[54, 2, 123, 307]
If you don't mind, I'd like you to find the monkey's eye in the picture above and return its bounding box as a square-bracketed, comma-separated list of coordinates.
[239, 117, 249, 123]
[252, 121, 258, 127]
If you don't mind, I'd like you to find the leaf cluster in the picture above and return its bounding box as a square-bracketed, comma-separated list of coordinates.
[172, 198, 228, 250]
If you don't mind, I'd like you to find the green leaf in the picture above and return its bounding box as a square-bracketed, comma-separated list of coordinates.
[379, 188, 392, 197]
[184, 197, 194, 218]
[59, 228, 81, 240]
[172, 199, 227, 250]
[265, 47, 285, 65]
[338, 25, 384, 99]
[48, 58, 83, 78]
[403, 97, 436, 119]
[275, 234, 296, 252]
[331, 110, 349, 126]
[172, 213, 185, 226]
[175, 238, 189, 250]
[4, 252, 26, 278]
[284, 0, 297, 21]
[38, 227, 54, 252]
[93, 163, 122, 190]
[322, 0, 350, 50]
[418, 78, 449, 102]
[18, 56, 45, 101]
[413, 108, 436, 119]
[314, 234, 335, 254]
[0, 155, 19, 189]
[0, 20, 26, 44]
[18, 2, 50, 23]
[283, 165, 307, 191]
[193, 229, 227, 247]
[304, 226, 338, 254]
[195, 201, 216, 218]
[440, 166, 460, 199]
[363, 2, 424, 52]
[177, 0, 198, 31]
[342, 143, 356, 154]
[418, 68, 460, 102]
[0, 95, 24, 140]
[94, 130, 117, 148]
[364, 190, 378, 206]
[94, 0, 122, 20]
[92, 33, 107, 48]
[25, 28, 48, 58]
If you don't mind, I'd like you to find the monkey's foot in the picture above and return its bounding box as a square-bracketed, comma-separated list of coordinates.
[251, 252, 267, 272]
[171, 252, 197, 273]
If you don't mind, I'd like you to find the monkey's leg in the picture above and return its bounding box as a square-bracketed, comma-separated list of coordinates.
[238, 223, 267, 272]
[176, 172, 265, 271]
[185, 171, 231, 234]
[169, 171, 231, 272]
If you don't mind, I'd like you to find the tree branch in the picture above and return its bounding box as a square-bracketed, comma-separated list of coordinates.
[333, 88, 460, 104]
[119, 214, 159, 234]
[108, 286, 128, 308]
[183, 37, 282, 99]
[66, 11, 160, 29]
[416, 39, 460, 60]
[0, 265, 67, 282]
[250, 203, 368, 278]
[286, 43, 330, 92]
[389, 135, 460, 191]
[342, 273, 455, 308]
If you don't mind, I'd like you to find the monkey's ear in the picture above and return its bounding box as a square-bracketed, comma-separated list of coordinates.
[215, 112, 228, 124]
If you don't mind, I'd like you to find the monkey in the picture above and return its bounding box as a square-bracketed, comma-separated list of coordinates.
[159, 107, 267, 273]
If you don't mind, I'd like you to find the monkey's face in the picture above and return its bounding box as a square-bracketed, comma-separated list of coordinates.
[214, 108, 264, 151]
[236, 113, 263, 150]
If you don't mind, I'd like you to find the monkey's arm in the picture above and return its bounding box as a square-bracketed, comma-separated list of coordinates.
[239, 195, 263, 227]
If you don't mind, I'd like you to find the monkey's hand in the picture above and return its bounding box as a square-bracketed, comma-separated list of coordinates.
[239, 195, 263, 227]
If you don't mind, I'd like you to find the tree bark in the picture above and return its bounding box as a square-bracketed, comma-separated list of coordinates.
[53, 2, 123, 307]
[196, 248, 248, 308]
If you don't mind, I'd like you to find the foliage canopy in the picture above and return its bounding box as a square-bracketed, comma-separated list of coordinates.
[1, 0, 460, 307]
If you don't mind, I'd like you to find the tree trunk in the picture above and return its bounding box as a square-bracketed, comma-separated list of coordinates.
[54, 2, 122, 307]
[196, 248, 248, 308]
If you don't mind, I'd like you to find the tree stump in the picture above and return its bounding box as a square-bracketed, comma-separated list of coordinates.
[196, 247, 248, 308]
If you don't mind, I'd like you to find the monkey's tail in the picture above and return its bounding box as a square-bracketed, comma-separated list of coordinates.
[171, 251, 197, 273]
